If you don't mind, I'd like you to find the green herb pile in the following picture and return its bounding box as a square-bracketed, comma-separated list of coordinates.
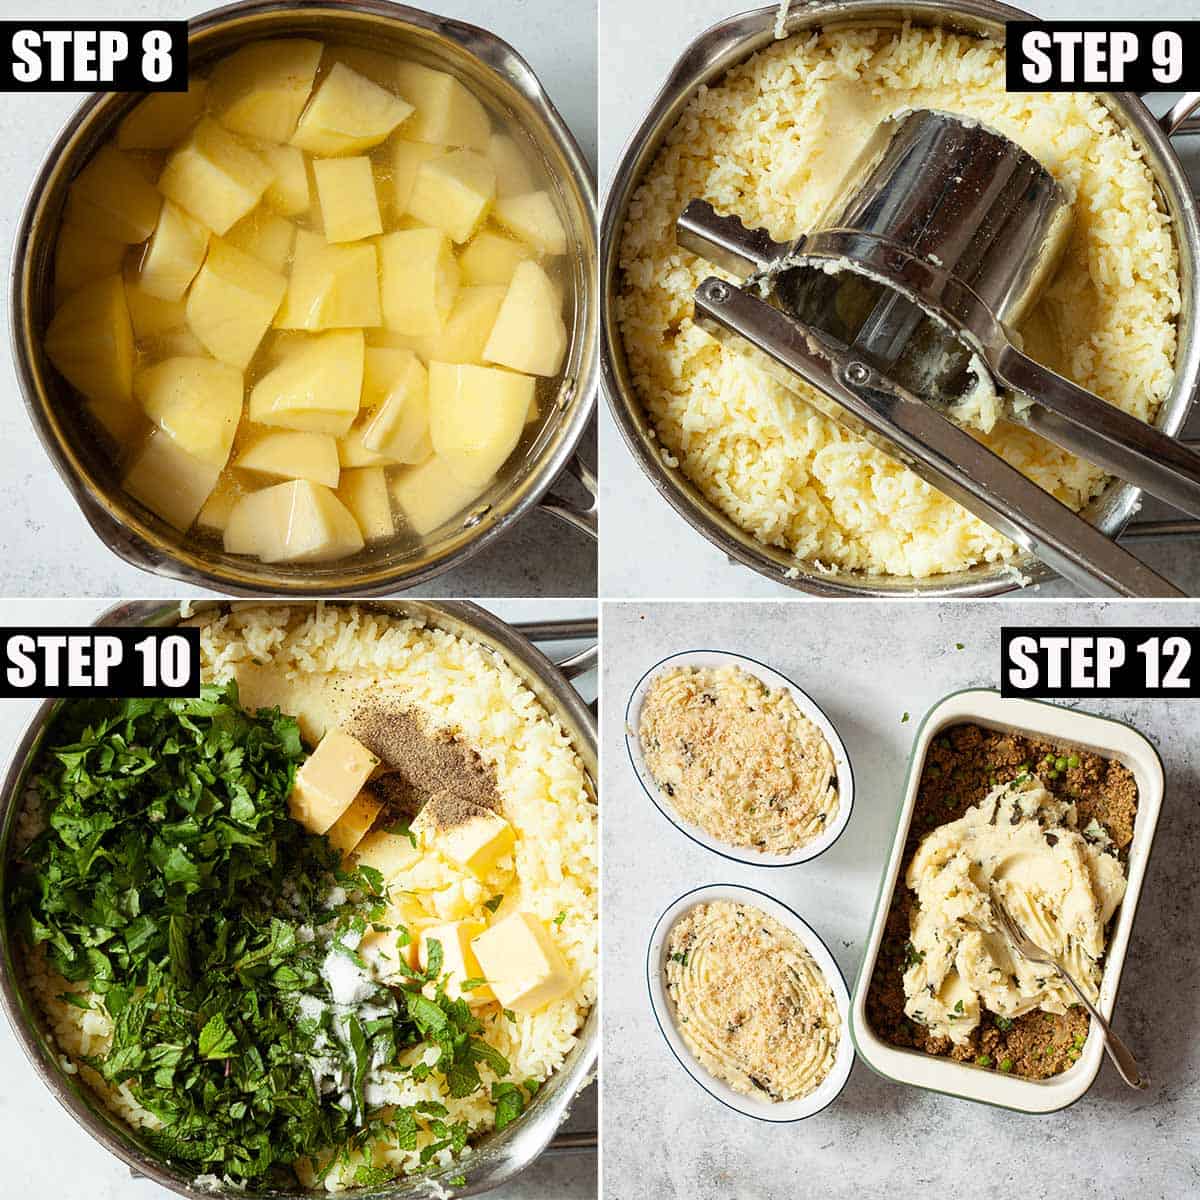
[7, 683, 531, 1188]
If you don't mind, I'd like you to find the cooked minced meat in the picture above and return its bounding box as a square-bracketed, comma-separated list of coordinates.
[639, 664, 838, 853]
[866, 723, 1137, 1079]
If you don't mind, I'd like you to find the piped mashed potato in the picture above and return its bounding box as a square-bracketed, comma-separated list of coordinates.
[638, 663, 837, 853]
[616, 24, 1180, 578]
[665, 900, 840, 1101]
[903, 778, 1126, 1043]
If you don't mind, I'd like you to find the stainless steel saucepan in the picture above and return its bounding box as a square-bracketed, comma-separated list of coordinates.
[0, 600, 598, 1199]
[12, 1, 598, 596]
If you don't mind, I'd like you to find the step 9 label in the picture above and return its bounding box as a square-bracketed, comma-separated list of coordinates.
[1006, 21, 1196, 90]
[1001, 627, 1196, 698]
[0, 628, 200, 697]
[0, 21, 187, 91]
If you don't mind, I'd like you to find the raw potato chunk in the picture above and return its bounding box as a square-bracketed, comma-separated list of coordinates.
[124, 429, 221, 530]
[428, 362, 533, 487]
[313, 157, 382, 243]
[197, 473, 247, 533]
[133, 356, 243, 468]
[54, 224, 127, 299]
[415, 285, 505, 365]
[88, 396, 146, 447]
[159, 118, 275, 235]
[338, 425, 399, 468]
[117, 78, 208, 149]
[378, 227, 458, 336]
[484, 261, 566, 377]
[361, 348, 429, 461]
[407, 150, 495, 244]
[224, 479, 365, 562]
[391, 142, 443, 214]
[137, 202, 210, 301]
[471, 912, 574, 1014]
[124, 266, 187, 340]
[338, 467, 394, 541]
[290, 63, 413, 156]
[186, 239, 287, 368]
[395, 62, 490, 150]
[459, 229, 531, 287]
[289, 728, 379, 835]
[65, 146, 161, 244]
[487, 133, 535, 197]
[326, 792, 384, 855]
[276, 230, 380, 329]
[255, 142, 311, 215]
[494, 191, 567, 256]
[45, 275, 134, 408]
[391, 453, 487, 536]
[147, 329, 207, 359]
[208, 39, 323, 143]
[225, 209, 296, 272]
[249, 329, 364, 435]
[237, 431, 340, 487]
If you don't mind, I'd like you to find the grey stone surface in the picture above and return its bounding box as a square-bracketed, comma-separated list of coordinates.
[601, 599, 1200, 1199]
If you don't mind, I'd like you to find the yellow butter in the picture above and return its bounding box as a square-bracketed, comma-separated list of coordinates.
[289, 728, 379, 835]
[471, 912, 573, 1014]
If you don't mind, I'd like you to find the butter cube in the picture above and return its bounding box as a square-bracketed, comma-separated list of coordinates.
[208, 38, 323, 143]
[378, 228, 458, 336]
[276, 230, 381, 330]
[420, 919, 492, 1003]
[249, 328, 364, 435]
[337, 466, 394, 542]
[326, 791, 384, 855]
[314, 157, 382, 243]
[407, 149, 495, 244]
[471, 912, 574, 1014]
[391, 453, 487, 537]
[65, 145, 161, 244]
[353, 829, 421, 880]
[117, 78, 208, 150]
[123, 429, 220, 530]
[411, 792, 514, 876]
[137, 201, 210, 302]
[493, 191, 567, 256]
[391, 142, 444, 214]
[289, 728, 379, 835]
[291, 63, 413, 156]
[186, 238, 287, 368]
[459, 229, 531, 288]
[395, 62, 490, 150]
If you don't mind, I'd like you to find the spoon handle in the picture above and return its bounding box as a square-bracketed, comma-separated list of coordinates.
[1055, 965, 1148, 1090]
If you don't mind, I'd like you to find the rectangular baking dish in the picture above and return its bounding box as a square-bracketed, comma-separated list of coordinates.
[849, 688, 1164, 1113]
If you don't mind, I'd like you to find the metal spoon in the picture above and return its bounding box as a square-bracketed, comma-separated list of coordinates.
[989, 891, 1148, 1090]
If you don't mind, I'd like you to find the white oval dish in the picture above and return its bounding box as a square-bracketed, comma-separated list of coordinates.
[646, 883, 855, 1122]
[625, 649, 854, 866]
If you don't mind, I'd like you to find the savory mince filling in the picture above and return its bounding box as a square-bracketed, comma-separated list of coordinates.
[665, 901, 840, 1102]
[638, 664, 838, 853]
[866, 723, 1137, 1079]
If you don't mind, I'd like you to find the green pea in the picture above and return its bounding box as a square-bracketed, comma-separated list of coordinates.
[1055, 757, 1067, 771]
[999, 1058, 1014, 1072]
[1067, 755, 1080, 769]
[976, 1053, 992, 1068]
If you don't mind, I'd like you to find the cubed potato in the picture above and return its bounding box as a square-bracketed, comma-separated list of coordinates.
[197, 472, 247, 533]
[323, 45, 397, 90]
[419, 919, 491, 1004]
[470, 912, 574, 1014]
[249, 329, 364, 435]
[291, 62, 413, 156]
[224, 478, 365, 562]
[338, 466, 394, 541]
[427, 362, 532, 487]
[124, 264, 187, 340]
[158, 118, 275, 235]
[391, 453, 487, 537]
[313, 157, 382, 243]
[117, 78, 208, 149]
[459, 229, 532, 287]
[186, 239, 287, 368]
[254, 141, 311, 215]
[487, 133, 535, 198]
[338, 424, 399, 469]
[44, 274, 134, 408]
[394, 62, 490, 150]
[87, 396, 146, 447]
[288, 727, 379, 834]
[64, 146, 161, 243]
[124, 429, 220, 530]
[361, 899, 424, 974]
[54, 224, 127, 299]
[415, 285, 506, 366]
[493, 191, 567, 256]
[326, 791, 384, 855]
[391, 142, 443, 214]
[353, 829, 420, 880]
[208, 39, 323, 143]
[133, 356, 243, 468]
[360, 347, 429, 461]
[483, 261, 565, 377]
[136, 201, 210, 301]
[236, 430, 340, 487]
[407, 150, 495, 244]
[276, 230, 380, 329]
[224, 209, 296, 272]
[145, 328, 207, 359]
[378, 227, 458, 336]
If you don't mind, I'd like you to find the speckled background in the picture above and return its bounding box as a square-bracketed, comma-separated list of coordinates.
[601, 600, 1200, 1199]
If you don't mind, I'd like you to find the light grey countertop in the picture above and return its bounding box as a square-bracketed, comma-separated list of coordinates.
[601, 599, 1200, 1199]
[0, 0, 597, 599]
[0, 597, 596, 1199]
[598, 0, 1200, 599]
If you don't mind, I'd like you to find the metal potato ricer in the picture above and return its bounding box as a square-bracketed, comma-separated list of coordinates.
[678, 108, 1200, 597]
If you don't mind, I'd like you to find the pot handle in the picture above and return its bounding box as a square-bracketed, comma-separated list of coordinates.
[538, 455, 598, 540]
[1160, 91, 1200, 136]
[512, 617, 598, 680]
